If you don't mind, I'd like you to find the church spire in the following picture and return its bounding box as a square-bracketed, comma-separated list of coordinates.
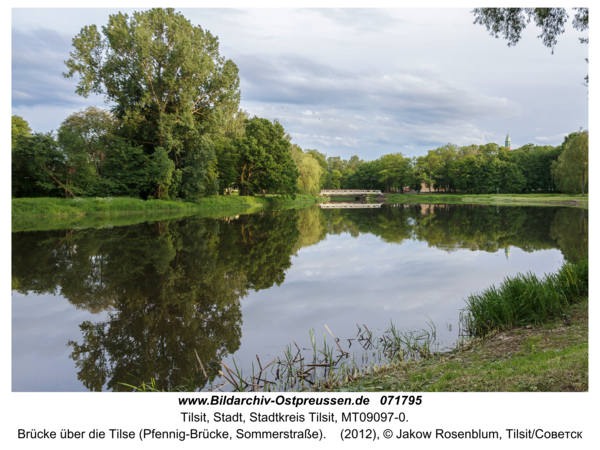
[505, 132, 511, 150]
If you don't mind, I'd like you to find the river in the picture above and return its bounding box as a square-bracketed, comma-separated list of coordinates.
[12, 203, 587, 391]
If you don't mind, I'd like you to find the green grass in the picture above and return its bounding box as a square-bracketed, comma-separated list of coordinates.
[11, 205, 270, 233]
[12, 197, 198, 217]
[384, 193, 588, 208]
[12, 195, 322, 218]
[463, 259, 588, 336]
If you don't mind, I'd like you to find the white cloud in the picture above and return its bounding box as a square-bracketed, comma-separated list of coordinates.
[535, 133, 569, 143]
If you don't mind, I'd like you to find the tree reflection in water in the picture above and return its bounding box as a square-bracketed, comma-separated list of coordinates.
[11, 204, 587, 391]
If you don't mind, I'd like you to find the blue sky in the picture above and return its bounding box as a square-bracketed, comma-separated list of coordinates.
[12, 7, 588, 160]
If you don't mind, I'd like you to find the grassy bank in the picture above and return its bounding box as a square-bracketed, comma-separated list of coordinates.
[12, 195, 323, 233]
[384, 193, 588, 208]
[12, 205, 270, 233]
[330, 299, 588, 392]
[327, 260, 588, 392]
[12, 194, 322, 218]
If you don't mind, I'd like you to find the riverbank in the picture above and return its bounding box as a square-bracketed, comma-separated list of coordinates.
[325, 259, 588, 392]
[328, 299, 588, 392]
[12, 205, 268, 233]
[384, 193, 588, 208]
[12, 195, 324, 233]
[12, 195, 322, 218]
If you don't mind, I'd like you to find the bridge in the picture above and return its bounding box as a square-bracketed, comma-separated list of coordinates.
[320, 190, 382, 197]
[319, 203, 382, 209]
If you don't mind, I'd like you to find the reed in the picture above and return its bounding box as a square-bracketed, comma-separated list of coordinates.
[463, 259, 588, 337]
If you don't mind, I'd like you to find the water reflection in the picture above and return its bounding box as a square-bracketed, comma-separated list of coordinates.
[12, 205, 587, 391]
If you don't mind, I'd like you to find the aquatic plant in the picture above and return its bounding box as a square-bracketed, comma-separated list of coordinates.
[463, 259, 588, 337]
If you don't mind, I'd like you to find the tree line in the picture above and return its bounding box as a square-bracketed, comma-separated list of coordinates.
[341, 136, 587, 195]
[11, 8, 588, 200]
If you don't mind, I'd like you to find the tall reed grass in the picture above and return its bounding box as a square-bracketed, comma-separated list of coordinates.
[463, 259, 588, 337]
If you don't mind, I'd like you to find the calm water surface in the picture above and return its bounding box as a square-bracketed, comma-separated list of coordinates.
[12, 204, 588, 391]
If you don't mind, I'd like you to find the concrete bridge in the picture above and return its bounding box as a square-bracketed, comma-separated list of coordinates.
[320, 189, 382, 197]
[319, 203, 382, 209]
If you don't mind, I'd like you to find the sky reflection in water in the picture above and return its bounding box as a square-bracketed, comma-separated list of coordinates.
[12, 204, 587, 391]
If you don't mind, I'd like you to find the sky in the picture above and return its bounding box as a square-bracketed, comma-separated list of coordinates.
[11, 7, 589, 160]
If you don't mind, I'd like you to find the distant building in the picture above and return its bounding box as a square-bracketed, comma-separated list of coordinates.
[505, 133, 511, 150]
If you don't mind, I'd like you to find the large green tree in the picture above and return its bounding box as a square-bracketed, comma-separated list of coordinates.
[305, 149, 328, 189]
[11, 115, 32, 151]
[291, 144, 323, 196]
[63, 8, 240, 200]
[12, 132, 97, 198]
[551, 130, 588, 196]
[377, 153, 413, 192]
[234, 117, 299, 197]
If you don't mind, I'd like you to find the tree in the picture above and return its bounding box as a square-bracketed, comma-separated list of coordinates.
[551, 130, 588, 196]
[330, 170, 342, 189]
[416, 152, 442, 193]
[291, 145, 323, 196]
[12, 133, 65, 198]
[327, 156, 345, 173]
[305, 149, 328, 189]
[57, 107, 116, 179]
[56, 106, 175, 198]
[12, 132, 96, 198]
[344, 160, 384, 191]
[472, 8, 589, 84]
[377, 153, 412, 192]
[63, 8, 241, 200]
[431, 144, 458, 192]
[11, 115, 32, 151]
[234, 117, 299, 197]
[450, 155, 479, 193]
[348, 155, 364, 171]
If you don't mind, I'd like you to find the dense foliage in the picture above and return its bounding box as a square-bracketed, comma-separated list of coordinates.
[10, 8, 588, 201]
[551, 130, 588, 195]
[63, 8, 241, 200]
[340, 142, 567, 194]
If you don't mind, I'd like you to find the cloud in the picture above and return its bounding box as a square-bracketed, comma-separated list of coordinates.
[11, 8, 588, 158]
[307, 8, 403, 33]
[236, 51, 521, 157]
[12, 28, 94, 109]
[290, 133, 361, 148]
[239, 52, 517, 121]
[535, 133, 569, 143]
